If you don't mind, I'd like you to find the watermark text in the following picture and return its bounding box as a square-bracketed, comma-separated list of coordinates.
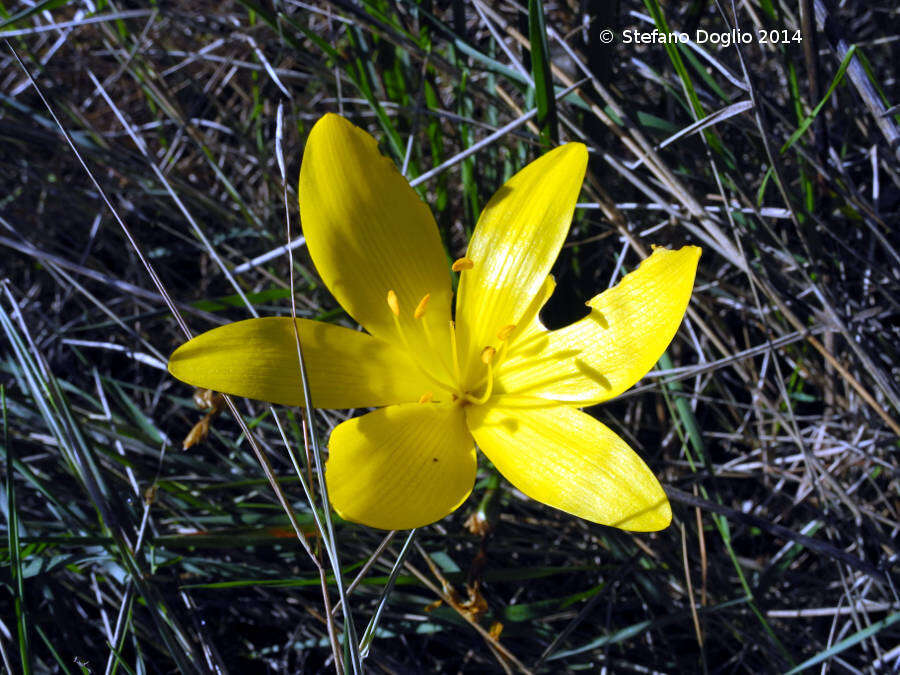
[619, 28, 802, 48]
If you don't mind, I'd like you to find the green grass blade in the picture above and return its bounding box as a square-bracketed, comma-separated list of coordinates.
[642, 0, 725, 156]
[528, 0, 558, 147]
[3, 385, 32, 674]
[780, 45, 856, 154]
[785, 612, 900, 674]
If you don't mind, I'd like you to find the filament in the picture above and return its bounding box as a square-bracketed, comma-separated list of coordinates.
[386, 291, 456, 396]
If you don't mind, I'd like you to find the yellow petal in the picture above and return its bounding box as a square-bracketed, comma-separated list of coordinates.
[495, 246, 701, 405]
[327, 403, 476, 529]
[168, 317, 435, 409]
[466, 402, 670, 531]
[455, 143, 587, 389]
[298, 114, 453, 376]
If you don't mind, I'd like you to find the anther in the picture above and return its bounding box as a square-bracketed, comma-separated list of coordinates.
[496, 324, 516, 342]
[418, 392, 434, 404]
[481, 346, 496, 364]
[414, 293, 431, 319]
[386, 289, 400, 316]
[451, 257, 474, 272]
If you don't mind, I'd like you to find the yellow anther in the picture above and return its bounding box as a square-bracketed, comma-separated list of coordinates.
[481, 346, 497, 364]
[451, 257, 474, 272]
[418, 392, 434, 404]
[386, 289, 400, 316]
[414, 293, 431, 319]
[496, 324, 516, 342]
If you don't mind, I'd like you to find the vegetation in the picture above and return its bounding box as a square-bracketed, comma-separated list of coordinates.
[1, 0, 898, 672]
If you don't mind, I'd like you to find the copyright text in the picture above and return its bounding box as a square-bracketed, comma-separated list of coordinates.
[620, 28, 802, 48]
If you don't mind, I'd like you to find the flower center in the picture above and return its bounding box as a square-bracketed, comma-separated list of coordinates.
[385, 281, 515, 407]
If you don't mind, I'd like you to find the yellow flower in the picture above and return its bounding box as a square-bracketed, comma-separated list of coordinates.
[168, 114, 700, 532]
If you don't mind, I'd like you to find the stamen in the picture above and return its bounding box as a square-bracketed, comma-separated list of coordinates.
[389, 303, 456, 397]
[386, 289, 400, 316]
[496, 339, 510, 365]
[466, 356, 495, 405]
[496, 324, 516, 342]
[418, 392, 434, 404]
[414, 293, 431, 319]
[451, 257, 474, 272]
[416, 299, 454, 383]
[468, 328, 514, 397]
[449, 320, 462, 382]
[470, 343, 506, 393]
